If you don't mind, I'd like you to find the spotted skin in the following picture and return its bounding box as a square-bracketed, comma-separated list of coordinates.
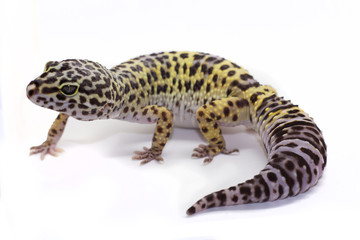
[26, 51, 326, 215]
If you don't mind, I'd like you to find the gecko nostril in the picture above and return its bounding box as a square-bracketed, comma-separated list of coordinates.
[27, 83, 39, 98]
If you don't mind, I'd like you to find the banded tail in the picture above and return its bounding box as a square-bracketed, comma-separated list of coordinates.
[187, 88, 327, 215]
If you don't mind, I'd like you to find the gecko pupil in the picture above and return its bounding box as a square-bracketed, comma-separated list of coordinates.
[61, 85, 78, 95]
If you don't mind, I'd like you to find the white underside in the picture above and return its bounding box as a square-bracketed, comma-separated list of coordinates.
[172, 102, 199, 128]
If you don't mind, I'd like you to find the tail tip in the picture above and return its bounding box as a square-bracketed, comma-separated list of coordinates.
[186, 206, 196, 216]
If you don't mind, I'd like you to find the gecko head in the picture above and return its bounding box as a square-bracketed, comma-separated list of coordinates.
[26, 59, 115, 121]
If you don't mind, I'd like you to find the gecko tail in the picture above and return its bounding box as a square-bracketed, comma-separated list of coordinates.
[187, 90, 327, 216]
[187, 144, 326, 216]
[186, 173, 270, 216]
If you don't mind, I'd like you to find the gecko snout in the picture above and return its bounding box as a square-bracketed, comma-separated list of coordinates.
[26, 82, 39, 98]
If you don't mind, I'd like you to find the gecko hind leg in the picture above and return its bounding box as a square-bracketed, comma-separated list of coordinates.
[192, 97, 249, 164]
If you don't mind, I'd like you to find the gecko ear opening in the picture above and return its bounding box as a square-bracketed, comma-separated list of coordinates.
[44, 61, 59, 72]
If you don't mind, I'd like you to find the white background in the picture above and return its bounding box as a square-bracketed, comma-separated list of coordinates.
[1, 0, 360, 239]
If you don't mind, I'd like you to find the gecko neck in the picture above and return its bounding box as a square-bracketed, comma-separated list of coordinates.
[107, 69, 149, 121]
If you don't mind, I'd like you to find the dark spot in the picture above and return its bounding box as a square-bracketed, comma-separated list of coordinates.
[288, 109, 300, 114]
[240, 73, 253, 80]
[220, 65, 230, 70]
[223, 107, 230, 117]
[166, 61, 171, 69]
[240, 186, 251, 195]
[130, 81, 139, 90]
[285, 160, 295, 171]
[254, 186, 262, 199]
[201, 64, 207, 74]
[160, 67, 166, 79]
[41, 87, 58, 94]
[85, 64, 95, 70]
[193, 54, 205, 60]
[180, 53, 189, 59]
[184, 81, 191, 91]
[201, 127, 208, 133]
[128, 94, 136, 103]
[193, 79, 204, 92]
[279, 185, 284, 196]
[296, 170, 303, 191]
[206, 84, 211, 93]
[267, 172, 278, 182]
[124, 84, 130, 94]
[217, 191, 227, 205]
[206, 194, 214, 202]
[227, 70, 236, 77]
[175, 63, 180, 74]
[90, 98, 103, 106]
[56, 94, 66, 101]
[250, 93, 259, 103]
[212, 74, 218, 82]
[139, 78, 146, 87]
[183, 63, 187, 73]
[300, 147, 320, 165]
[189, 62, 200, 76]
[151, 70, 158, 81]
[286, 142, 298, 148]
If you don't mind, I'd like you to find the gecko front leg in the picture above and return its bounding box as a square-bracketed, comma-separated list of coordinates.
[132, 105, 173, 165]
[30, 113, 69, 160]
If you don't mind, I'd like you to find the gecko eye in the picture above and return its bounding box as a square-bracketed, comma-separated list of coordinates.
[59, 84, 79, 96]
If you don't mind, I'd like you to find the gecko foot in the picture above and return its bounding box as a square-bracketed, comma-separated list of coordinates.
[30, 141, 64, 160]
[132, 147, 164, 165]
[191, 144, 239, 164]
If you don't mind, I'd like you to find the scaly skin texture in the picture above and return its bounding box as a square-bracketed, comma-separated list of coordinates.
[26, 51, 327, 215]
